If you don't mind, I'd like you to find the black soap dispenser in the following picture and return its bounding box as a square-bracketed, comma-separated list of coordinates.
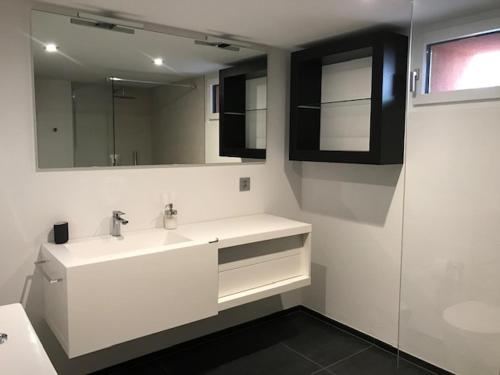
[53, 222, 69, 244]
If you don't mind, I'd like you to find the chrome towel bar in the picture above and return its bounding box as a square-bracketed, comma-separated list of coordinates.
[34, 260, 63, 284]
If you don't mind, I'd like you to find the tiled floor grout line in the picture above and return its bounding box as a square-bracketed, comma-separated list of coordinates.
[302, 310, 438, 374]
[154, 310, 300, 361]
[310, 367, 329, 375]
[98, 309, 440, 375]
[279, 342, 331, 374]
[322, 345, 374, 373]
[302, 310, 381, 349]
[396, 356, 440, 375]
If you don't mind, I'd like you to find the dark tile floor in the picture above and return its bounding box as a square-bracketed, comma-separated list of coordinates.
[92, 310, 436, 375]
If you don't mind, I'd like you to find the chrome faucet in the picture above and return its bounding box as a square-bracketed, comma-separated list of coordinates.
[111, 210, 128, 237]
[164, 203, 178, 229]
[164, 203, 177, 218]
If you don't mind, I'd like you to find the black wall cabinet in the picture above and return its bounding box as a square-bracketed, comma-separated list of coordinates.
[220, 57, 267, 159]
[289, 31, 408, 164]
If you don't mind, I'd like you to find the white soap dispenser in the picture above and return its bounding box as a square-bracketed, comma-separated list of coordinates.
[164, 203, 178, 230]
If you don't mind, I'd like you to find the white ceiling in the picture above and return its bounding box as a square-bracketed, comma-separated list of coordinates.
[40, 0, 500, 49]
[32, 10, 263, 83]
[33, 0, 500, 83]
[413, 0, 500, 23]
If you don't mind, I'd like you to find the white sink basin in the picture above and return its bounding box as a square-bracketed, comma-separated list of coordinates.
[62, 229, 189, 259]
[43, 228, 194, 267]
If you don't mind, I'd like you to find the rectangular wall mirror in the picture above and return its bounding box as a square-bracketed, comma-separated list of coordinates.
[31, 10, 267, 169]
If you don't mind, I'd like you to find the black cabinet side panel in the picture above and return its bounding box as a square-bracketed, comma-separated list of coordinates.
[290, 57, 322, 156]
[380, 33, 408, 164]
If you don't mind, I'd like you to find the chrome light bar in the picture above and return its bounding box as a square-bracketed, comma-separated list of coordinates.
[70, 12, 144, 34]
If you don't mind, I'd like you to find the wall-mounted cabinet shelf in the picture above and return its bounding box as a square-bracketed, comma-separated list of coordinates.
[289, 31, 408, 164]
[297, 98, 372, 109]
[219, 57, 267, 159]
[224, 108, 267, 116]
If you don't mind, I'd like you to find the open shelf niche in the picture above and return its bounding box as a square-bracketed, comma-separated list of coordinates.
[289, 31, 408, 164]
[219, 57, 267, 159]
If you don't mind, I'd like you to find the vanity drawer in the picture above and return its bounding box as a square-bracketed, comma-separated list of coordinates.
[217, 234, 309, 299]
[219, 251, 303, 297]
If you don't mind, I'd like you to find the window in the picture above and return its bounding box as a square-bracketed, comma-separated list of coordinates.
[206, 76, 219, 121]
[426, 31, 500, 93]
[211, 83, 219, 114]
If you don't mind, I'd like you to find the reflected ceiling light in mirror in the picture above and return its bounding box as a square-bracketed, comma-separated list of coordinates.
[153, 57, 164, 66]
[139, 51, 177, 73]
[44, 43, 58, 53]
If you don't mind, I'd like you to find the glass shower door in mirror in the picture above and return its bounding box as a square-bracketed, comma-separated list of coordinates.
[399, 1, 500, 374]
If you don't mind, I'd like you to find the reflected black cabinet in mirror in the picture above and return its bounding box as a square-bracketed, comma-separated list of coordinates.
[289, 31, 408, 164]
[220, 57, 267, 159]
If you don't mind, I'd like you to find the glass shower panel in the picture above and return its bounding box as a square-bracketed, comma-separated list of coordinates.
[72, 81, 113, 167]
[399, 2, 500, 374]
[112, 82, 155, 166]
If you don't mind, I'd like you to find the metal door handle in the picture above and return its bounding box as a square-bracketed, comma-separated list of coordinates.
[410, 69, 420, 93]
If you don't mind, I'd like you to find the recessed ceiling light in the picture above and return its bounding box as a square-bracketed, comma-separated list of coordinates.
[44, 43, 58, 53]
[153, 57, 164, 66]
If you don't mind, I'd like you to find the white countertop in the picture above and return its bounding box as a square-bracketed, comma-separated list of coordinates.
[178, 214, 311, 247]
[43, 214, 311, 268]
[0, 304, 56, 375]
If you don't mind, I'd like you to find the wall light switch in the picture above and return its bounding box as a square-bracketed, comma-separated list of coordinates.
[239, 177, 251, 192]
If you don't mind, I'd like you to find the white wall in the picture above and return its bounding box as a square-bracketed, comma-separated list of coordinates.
[34, 78, 74, 168]
[400, 100, 500, 374]
[151, 77, 205, 165]
[72, 82, 113, 167]
[114, 86, 153, 166]
[0, 1, 301, 373]
[300, 163, 404, 346]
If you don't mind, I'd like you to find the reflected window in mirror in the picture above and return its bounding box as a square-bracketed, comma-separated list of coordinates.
[211, 84, 219, 116]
